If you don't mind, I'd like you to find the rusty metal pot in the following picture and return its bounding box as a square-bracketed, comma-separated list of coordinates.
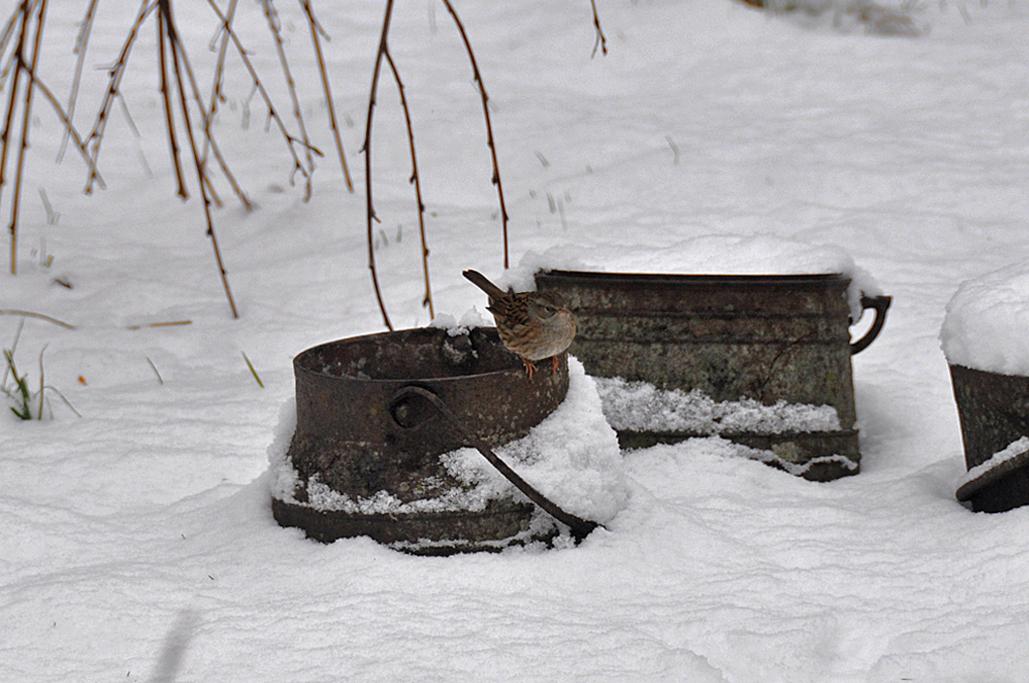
[272, 327, 596, 554]
[951, 364, 1029, 513]
[534, 270, 891, 480]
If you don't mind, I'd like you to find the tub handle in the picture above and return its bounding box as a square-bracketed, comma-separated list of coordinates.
[388, 385, 601, 541]
[850, 295, 892, 355]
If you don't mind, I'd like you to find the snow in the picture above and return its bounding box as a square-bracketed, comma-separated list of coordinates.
[500, 234, 883, 319]
[6, 0, 1029, 680]
[958, 436, 1029, 488]
[595, 376, 841, 434]
[270, 357, 627, 524]
[941, 261, 1029, 376]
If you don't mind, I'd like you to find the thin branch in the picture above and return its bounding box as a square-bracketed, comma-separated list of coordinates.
[440, 0, 510, 269]
[362, 0, 396, 330]
[57, 0, 97, 162]
[85, 0, 156, 195]
[172, 14, 253, 212]
[300, 0, 354, 193]
[199, 0, 237, 172]
[0, 308, 76, 329]
[0, 1, 33, 65]
[241, 351, 264, 388]
[22, 64, 106, 187]
[162, 0, 239, 318]
[384, 47, 433, 319]
[0, 1, 31, 222]
[157, 6, 187, 199]
[8, 0, 47, 276]
[589, 0, 608, 58]
[261, 0, 314, 201]
[203, 0, 322, 193]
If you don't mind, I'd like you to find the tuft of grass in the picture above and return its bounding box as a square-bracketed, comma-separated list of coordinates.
[2, 331, 80, 420]
[3, 349, 33, 420]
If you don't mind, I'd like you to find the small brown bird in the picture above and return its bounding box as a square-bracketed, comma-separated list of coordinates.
[463, 269, 576, 378]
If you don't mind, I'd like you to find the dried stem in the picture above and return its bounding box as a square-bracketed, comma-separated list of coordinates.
[85, 0, 156, 195]
[362, 0, 396, 330]
[384, 47, 433, 320]
[157, 7, 187, 199]
[590, 0, 608, 58]
[20, 67, 105, 187]
[161, 0, 238, 318]
[172, 15, 252, 211]
[57, 0, 97, 162]
[8, 0, 47, 276]
[0, 1, 31, 221]
[300, 0, 354, 193]
[0, 308, 76, 329]
[199, 0, 237, 172]
[261, 0, 314, 201]
[204, 0, 321, 193]
[440, 0, 510, 269]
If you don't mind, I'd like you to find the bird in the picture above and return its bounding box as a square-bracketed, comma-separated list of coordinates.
[462, 269, 577, 378]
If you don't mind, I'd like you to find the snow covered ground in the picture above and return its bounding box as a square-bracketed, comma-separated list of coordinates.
[5, 0, 1029, 680]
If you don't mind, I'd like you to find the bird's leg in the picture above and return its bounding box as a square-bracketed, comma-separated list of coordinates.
[521, 357, 536, 379]
[550, 355, 560, 375]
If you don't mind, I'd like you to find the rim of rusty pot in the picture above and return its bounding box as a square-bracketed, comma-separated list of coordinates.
[293, 327, 530, 384]
[538, 269, 850, 288]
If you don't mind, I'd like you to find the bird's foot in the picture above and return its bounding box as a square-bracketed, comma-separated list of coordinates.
[521, 357, 537, 379]
[550, 355, 560, 375]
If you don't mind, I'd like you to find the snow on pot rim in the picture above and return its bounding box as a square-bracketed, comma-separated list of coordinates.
[941, 261, 1029, 376]
[497, 234, 883, 320]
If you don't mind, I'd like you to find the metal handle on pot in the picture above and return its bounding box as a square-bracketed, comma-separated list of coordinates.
[388, 385, 601, 542]
[850, 295, 892, 355]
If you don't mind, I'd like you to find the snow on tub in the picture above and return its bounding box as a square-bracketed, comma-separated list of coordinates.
[269, 327, 626, 554]
[521, 235, 891, 481]
[943, 262, 1029, 512]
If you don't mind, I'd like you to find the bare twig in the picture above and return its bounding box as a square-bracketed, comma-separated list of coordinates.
[0, 308, 76, 329]
[21, 66, 105, 187]
[300, 0, 354, 193]
[199, 0, 237, 172]
[361, 0, 396, 330]
[57, 0, 97, 162]
[126, 319, 192, 330]
[84, 0, 156, 195]
[203, 0, 322, 193]
[8, 0, 47, 275]
[161, 0, 238, 318]
[157, 6, 187, 199]
[0, 1, 31, 226]
[384, 47, 433, 319]
[440, 0, 510, 269]
[172, 16, 253, 211]
[589, 0, 608, 58]
[261, 0, 314, 201]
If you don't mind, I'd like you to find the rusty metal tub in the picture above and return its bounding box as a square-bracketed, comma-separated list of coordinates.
[951, 364, 1029, 513]
[272, 327, 575, 554]
[534, 270, 891, 480]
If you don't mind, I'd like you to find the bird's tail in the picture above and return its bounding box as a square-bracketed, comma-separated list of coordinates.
[462, 269, 508, 300]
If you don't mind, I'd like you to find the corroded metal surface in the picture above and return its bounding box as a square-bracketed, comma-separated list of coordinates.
[535, 270, 889, 478]
[950, 364, 1029, 512]
[275, 327, 569, 551]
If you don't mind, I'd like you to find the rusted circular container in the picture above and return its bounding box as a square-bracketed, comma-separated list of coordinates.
[950, 364, 1029, 513]
[534, 270, 890, 480]
[272, 327, 569, 554]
